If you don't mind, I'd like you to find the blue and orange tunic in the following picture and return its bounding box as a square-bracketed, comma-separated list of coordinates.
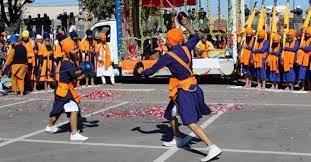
[143, 34, 211, 125]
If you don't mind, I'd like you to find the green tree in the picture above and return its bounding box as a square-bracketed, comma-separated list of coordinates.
[0, 0, 34, 32]
[79, 0, 115, 20]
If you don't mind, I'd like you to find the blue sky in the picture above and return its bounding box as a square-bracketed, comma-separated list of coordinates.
[34, 0, 308, 13]
[34, 0, 78, 5]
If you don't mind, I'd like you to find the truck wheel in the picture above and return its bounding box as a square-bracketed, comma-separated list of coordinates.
[133, 62, 144, 79]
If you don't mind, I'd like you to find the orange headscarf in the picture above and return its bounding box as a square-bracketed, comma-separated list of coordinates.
[305, 27, 311, 35]
[166, 28, 184, 46]
[258, 30, 266, 38]
[287, 29, 296, 37]
[60, 38, 76, 54]
[272, 34, 281, 43]
[100, 33, 106, 40]
[245, 27, 253, 35]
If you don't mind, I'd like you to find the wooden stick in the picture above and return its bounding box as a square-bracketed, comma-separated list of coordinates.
[165, 0, 177, 12]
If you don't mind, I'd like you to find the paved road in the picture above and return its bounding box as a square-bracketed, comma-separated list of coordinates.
[0, 83, 310, 162]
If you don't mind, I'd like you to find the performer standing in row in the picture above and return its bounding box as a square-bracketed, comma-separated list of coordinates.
[138, 14, 222, 162]
[253, 30, 269, 89]
[239, 27, 255, 88]
[266, 34, 282, 89]
[282, 29, 300, 90]
[296, 27, 311, 91]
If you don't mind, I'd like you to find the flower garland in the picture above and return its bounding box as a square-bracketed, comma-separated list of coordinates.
[129, 0, 134, 37]
[139, 0, 144, 47]
[120, 0, 126, 60]
[207, 0, 213, 33]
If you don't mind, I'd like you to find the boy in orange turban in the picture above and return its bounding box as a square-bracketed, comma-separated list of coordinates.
[45, 38, 91, 141]
[137, 14, 222, 162]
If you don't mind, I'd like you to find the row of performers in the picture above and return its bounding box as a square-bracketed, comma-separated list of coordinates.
[239, 27, 311, 91]
[3, 29, 114, 95]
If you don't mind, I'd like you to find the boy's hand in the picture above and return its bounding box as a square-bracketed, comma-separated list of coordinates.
[178, 12, 189, 26]
[137, 67, 144, 74]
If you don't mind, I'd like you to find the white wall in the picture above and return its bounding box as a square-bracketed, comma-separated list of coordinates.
[23, 4, 80, 20]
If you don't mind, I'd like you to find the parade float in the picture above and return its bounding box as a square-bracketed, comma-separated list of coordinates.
[88, 0, 250, 78]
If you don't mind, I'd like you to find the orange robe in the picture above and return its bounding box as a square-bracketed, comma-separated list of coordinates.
[240, 37, 254, 66]
[283, 40, 297, 72]
[38, 42, 53, 82]
[23, 41, 35, 80]
[296, 38, 311, 67]
[80, 39, 97, 62]
[53, 43, 65, 81]
[96, 42, 111, 70]
[4, 45, 27, 93]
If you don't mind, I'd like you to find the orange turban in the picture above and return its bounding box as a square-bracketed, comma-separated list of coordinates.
[100, 33, 106, 40]
[287, 29, 296, 37]
[245, 27, 253, 35]
[272, 34, 281, 43]
[305, 27, 311, 35]
[166, 28, 184, 46]
[60, 38, 76, 54]
[257, 30, 266, 38]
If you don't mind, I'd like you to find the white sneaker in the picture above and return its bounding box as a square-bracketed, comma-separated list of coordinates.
[162, 137, 184, 147]
[200, 145, 222, 162]
[45, 126, 60, 133]
[70, 132, 88, 141]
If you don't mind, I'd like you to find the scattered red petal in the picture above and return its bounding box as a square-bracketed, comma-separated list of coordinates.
[103, 106, 165, 118]
[82, 90, 120, 99]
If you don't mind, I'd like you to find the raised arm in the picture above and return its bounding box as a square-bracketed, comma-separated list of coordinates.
[180, 15, 200, 51]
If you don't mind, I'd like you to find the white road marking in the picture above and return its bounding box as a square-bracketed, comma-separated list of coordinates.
[19, 139, 168, 149]
[153, 105, 229, 162]
[208, 102, 311, 107]
[195, 147, 311, 157]
[0, 97, 27, 100]
[0, 102, 129, 148]
[226, 86, 311, 94]
[20, 99, 311, 108]
[2, 137, 311, 158]
[0, 99, 34, 109]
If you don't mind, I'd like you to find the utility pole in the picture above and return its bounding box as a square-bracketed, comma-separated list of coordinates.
[241, 0, 245, 30]
[218, 0, 221, 29]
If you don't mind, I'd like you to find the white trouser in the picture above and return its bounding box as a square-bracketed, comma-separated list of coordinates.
[101, 76, 115, 84]
[171, 105, 178, 117]
[64, 100, 79, 112]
